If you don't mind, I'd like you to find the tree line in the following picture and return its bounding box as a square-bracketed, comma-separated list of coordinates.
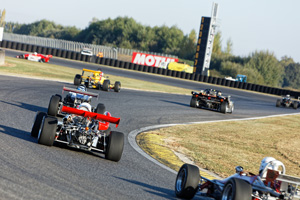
[4, 17, 300, 90]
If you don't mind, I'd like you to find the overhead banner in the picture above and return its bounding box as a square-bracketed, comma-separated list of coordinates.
[131, 52, 178, 68]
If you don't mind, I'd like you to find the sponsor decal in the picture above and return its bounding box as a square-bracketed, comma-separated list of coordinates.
[131, 52, 178, 68]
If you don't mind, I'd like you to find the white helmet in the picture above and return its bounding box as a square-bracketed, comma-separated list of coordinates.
[77, 102, 92, 112]
[259, 157, 286, 178]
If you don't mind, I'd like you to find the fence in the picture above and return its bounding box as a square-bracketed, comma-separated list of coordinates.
[3, 32, 178, 59]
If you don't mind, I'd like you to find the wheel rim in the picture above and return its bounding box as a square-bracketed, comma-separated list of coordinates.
[222, 184, 233, 200]
[176, 168, 186, 193]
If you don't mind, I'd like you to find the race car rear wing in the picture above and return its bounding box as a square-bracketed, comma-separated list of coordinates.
[82, 68, 100, 73]
[63, 86, 98, 98]
[61, 106, 120, 127]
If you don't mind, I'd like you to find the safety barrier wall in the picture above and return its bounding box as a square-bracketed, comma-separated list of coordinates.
[1, 40, 300, 98]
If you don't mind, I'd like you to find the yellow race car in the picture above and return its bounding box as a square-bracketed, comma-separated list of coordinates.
[74, 68, 121, 92]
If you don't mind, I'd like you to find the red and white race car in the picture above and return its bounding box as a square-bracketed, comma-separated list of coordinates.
[175, 157, 300, 199]
[16, 52, 52, 63]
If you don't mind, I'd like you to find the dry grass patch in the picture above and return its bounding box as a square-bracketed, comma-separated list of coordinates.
[139, 114, 300, 178]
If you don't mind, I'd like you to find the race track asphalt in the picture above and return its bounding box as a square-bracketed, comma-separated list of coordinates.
[1, 50, 299, 199]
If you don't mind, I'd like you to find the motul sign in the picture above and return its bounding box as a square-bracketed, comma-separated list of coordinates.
[131, 52, 178, 68]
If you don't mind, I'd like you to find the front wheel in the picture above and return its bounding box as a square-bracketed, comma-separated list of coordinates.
[175, 164, 199, 199]
[38, 116, 58, 146]
[114, 81, 121, 92]
[48, 95, 61, 116]
[105, 131, 124, 162]
[221, 178, 252, 200]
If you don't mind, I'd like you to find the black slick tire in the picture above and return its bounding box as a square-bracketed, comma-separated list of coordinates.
[293, 101, 298, 109]
[175, 163, 199, 199]
[95, 103, 105, 114]
[114, 81, 121, 92]
[221, 178, 252, 200]
[220, 102, 227, 113]
[48, 95, 61, 116]
[74, 74, 82, 86]
[276, 99, 281, 107]
[38, 116, 57, 146]
[103, 80, 110, 91]
[190, 98, 197, 107]
[31, 111, 47, 138]
[105, 131, 124, 162]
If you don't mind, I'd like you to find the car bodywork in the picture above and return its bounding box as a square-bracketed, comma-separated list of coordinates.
[31, 106, 124, 162]
[190, 89, 234, 114]
[47, 86, 105, 117]
[16, 52, 52, 63]
[276, 95, 299, 109]
[73, 68, 121, 92]
[175, 162, 300, 200]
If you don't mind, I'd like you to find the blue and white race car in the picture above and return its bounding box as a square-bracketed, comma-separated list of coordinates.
[47, 85, 106, 117]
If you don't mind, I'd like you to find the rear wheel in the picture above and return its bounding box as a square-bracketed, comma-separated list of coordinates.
[220, 102, 228, 113]
[190, 98, 197, 107]
[103, 80, 110, 91]
[293, 101, 298, 109]
[175, 164, 199, 199]
[276, 99, 281, 107]
[221, 178, 252, 200]
[95, 103, 105, 114]
[105, 131, 124, 162]
[114, 81, 121, 92]
[48, 95, 61, 116]
[38, 116, 58, 146]
[31, 111, 47, 138]
[74, 74, 82, 86]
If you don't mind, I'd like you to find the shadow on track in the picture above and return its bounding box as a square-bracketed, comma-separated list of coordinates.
[160, 99, 190, 108]
[114, 176, 177, 199]
[0, 124, 36, 143]
[0, 100, 47, 113]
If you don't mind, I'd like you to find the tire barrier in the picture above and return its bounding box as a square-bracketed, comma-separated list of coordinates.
[113, 60, 118, 67]
[158, 67, 163, 75]
[180, 72, 186, 79]
[16, 42, 22, 50]
[128, 63, 134, 70]
[3, 40, 300, 99]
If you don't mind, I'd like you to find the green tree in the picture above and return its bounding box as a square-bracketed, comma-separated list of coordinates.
[244, 51, 283, 86]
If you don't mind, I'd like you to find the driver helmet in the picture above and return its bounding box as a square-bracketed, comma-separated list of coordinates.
[286, 94, 290, 98]
[104, 111, 111, 117]
[77, 102, 92, 112]
[77, 85, 87, 92]
[259, 157, 285, 178]
[34, 52, 37, 55]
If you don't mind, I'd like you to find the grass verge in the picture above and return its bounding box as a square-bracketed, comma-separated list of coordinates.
[137, 114, 300, 178]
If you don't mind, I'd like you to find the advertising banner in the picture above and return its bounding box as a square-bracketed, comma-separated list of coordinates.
[131, 52, 178, 68]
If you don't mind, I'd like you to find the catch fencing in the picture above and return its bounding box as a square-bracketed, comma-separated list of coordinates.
[3, 32, 177, 59]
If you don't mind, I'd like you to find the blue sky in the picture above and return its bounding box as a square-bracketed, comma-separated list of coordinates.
[1, 0, 300, 63]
